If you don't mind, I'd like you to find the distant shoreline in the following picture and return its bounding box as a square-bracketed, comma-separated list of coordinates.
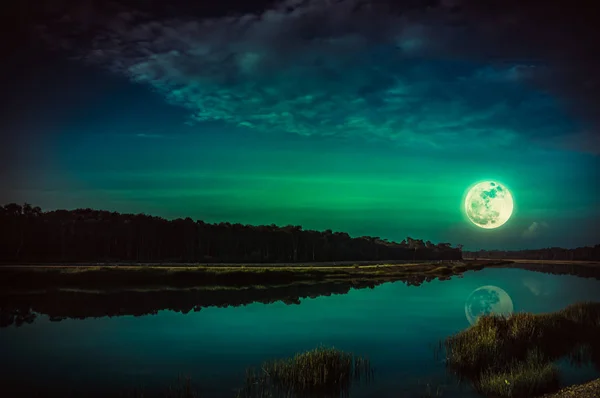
[3, 258, 599, 268]
[0, 260, 511, 290]
[4, 258, 600, 291]
[464, 258, 600, 266]
[0, 259, 469, 268]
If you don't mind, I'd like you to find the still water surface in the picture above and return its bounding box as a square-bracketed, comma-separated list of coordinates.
[2, 266, 600, 397]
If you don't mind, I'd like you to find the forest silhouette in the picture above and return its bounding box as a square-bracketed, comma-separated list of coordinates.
[464, 247, 600, 261]
[0, 203, 462, 263]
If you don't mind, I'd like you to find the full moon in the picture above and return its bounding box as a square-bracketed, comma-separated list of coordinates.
[465, 285, 514, 325]
[464, 181, 514, 229]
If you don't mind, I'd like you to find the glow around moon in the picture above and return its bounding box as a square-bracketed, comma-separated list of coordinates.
[464, 181, 514, 229]
[465, 285, 514, 325]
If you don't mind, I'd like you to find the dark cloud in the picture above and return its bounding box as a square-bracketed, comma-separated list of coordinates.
[433, 0, 600, 152]
[19, 0, 600, 153]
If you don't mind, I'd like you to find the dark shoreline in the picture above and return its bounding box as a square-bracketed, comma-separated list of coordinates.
[0, 260, 511, 328]
[487, 261, 600, 280]
[0, 259, 443, 267]
[5, 259, 600, 329]
[542, 378, 600, 398]
[0, 260, 507, 290]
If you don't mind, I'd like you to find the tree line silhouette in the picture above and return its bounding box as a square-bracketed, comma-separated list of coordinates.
[0, 203, 462, 263]
[464, 246, 600, 261]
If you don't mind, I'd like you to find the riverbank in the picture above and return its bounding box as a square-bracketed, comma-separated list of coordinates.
[0, 259, 464, 267]
[484, 260, 600, 279]
[444, 301, 600, 397]
[0, 260, 509, 289]
[541, 378, 600, 398]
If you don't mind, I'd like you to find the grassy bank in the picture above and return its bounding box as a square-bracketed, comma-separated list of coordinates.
[444, 302, 600, 397]
[0, 260, 507, 289]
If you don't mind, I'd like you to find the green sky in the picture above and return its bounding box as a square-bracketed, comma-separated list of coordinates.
[3, 2, 599, 250]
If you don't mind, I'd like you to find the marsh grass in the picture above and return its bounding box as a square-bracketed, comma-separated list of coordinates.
[477, 350, 559, 397]
[444, 302, 600, 397]
[427, 266, 453, 276]
[0, 261, 503, 290]
[236, 346, 373, 398]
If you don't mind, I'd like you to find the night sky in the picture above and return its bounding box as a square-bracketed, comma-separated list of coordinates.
[1, 0, 599, 250]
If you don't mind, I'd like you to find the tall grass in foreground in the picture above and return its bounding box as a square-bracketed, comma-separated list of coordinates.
[476, 349, 559, 397]
[107, 347, 372, 398]
[236, 346, 373, 398]
[444, 302, 600, 397]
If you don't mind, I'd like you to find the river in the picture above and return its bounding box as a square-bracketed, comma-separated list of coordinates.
[1, 266, 600, 397]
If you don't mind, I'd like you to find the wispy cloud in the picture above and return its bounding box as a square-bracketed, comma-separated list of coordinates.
[36, 0, 597, 151]
[522, 221, 549, 238]
[523, 278, 543, 296]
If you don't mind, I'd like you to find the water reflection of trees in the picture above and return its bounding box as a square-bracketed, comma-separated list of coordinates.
[507, 262, 600, 280]
[0, 275, 443, 328]
[464, 246, 600, 261]
[3, 263, 597, 329]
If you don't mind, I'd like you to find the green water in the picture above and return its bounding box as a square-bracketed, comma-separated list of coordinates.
[1, 267, 599, 397]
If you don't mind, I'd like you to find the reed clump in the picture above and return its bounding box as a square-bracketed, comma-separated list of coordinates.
[236, 346, 373, 398]
[476, 349, 559, 397]
[444, 302, 600, 397]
